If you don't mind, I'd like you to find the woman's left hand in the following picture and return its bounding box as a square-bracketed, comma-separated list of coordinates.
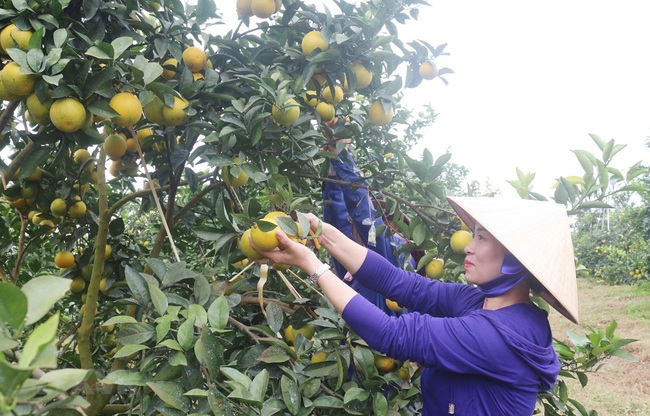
[251, 229, 322, 273]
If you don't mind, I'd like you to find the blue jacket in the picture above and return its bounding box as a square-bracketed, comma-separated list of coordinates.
[322, 151, 415, 314]
[343, 251, 560, 415]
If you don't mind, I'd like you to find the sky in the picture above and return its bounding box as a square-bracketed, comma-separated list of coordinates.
[405, 1, 650, 197]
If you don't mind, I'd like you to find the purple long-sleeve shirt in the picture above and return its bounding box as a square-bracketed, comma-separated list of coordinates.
[342, 251, 559, 415]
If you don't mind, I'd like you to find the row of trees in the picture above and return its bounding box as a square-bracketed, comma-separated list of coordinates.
[0, 0, 645, 415]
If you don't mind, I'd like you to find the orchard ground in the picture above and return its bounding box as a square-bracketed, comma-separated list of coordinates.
[548, 279, 650, 415]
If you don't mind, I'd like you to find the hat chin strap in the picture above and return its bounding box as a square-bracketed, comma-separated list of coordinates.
[478, 252, 531, 298]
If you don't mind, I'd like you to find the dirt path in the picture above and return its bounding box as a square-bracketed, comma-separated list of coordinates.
[547, 279, 650, 416]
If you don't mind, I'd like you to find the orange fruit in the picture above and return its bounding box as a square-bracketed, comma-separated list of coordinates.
[161, 58, 178, 80]
[1, 61, 36, 96]
[385, 298, 405, 312]
[425, 258, 445, 279]
[419, 61, 438, 80]
[50, 98, 87, 133]
[368, 100, 393, 126]
[103, 133, 128, 160]
[315, 101, 335, 122]
[54, 250, 75, 269]
[239, 228, 263, 260]
[236, 0, 254, 17]
[161, 96, 189, 126]
[450, 230, 473, 254]
[0, 24, 32, 52]
[301, 31, 328, 55]
[50, 198, 67, 218]
[109, 92, 142, 126]
[251, 0, 275, 18]
[350, 62, 372, 90]
[374, 355, 396, 373]
[182, 46, 207, 73]
[250, 219, 280, 251]
[271, 98, 300, 126]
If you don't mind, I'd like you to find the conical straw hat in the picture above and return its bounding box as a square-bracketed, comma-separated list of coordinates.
[447, 196, 579, 324]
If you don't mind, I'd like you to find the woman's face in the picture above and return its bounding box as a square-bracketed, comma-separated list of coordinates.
[463, 224, 508, 285]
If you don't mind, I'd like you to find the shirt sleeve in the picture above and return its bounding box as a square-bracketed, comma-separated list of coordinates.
[351, 250, 483, 317]
[342, 294, 531, 385]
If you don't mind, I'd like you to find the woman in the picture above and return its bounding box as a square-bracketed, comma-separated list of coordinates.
[253, 196, 579, 415]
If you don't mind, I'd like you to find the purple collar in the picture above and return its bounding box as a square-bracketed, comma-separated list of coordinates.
[478, 252, 530, 297]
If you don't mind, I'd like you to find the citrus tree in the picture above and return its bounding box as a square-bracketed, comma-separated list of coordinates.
[0, 0, 643, 415]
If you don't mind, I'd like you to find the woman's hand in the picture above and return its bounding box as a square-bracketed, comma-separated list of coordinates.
[251, 228, 322, 273]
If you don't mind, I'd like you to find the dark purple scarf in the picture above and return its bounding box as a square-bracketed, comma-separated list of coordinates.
[478, 252, 530, 297]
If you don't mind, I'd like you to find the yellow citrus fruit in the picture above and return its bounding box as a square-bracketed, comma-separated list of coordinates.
[54, 250, 75, 269]
[125, 137, 138, 153]
[70, 276, 86, 293]
[308, 73, 327, 90]
[0, 76, 20, 101]
[143, 95, 165, 124]
[305, 90, 319, 107]
[136, 127, 154, 144]
[182, 46, 207, 73]
[419, 61, 438, 80]
[311, 351, 327, 364]
[26, 92, 53, 123]
[396, 364, 410, 380]
[50, 198, 67, 218]
[104, 244, 112, 261]
[450, 229, 473, 254]
[100, 322, 114, 333]
[0, 24, 32, 52]
[192, 72, 204, 81]
[103, 133, 128, 160]
[99, 277, 108, 293]
[273, 0, 281, 12]
[236, 0, 254, 17]
[232, 258, 249, 269]
[368, 100, 393, 126]
[301, 31, 328, 55]
[385, 298, 405, 312]
[50, 97, 87, 133]
[264, 211, 289, 221]
[68, 200, 87, 219]
[374, 355, 396, 373]
[251, 0, 275, 18]
[425, 258, 445, 279]
[250, 219, 280, 251]
[81, 264, 93, 282]
[72, 149, 90, 165]
[1, 61, 36, 96]
[239, 228, 263, 260]
[109, 92, 142, 126]
[26, 167, 43, 181]
[108, 160, 122, 177]
[271, 98, 300, 126]
[315, 101, 335, 122]
[162, 96, 190, 126]
[161, 58, 178, 80]
[351, 62, 372, 90]
[283, 323, 315, 345]
[222, 158, 249, 187]
[321, 85, 343, 105]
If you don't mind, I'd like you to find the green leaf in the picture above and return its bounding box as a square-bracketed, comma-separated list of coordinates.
[147, 381, 191, 412]
[265, 301, 283, 333]
[113, 344, 148, 359]
[53, 28, 67, 48]
[101, 315, 138, 326]
[312, 396, 344, 409]
[125, 265, 151, 306]
[39, 369, 89, 391]
[196, 328, 224, 378]
[177, 319, 195, 350]
[0, 360, 32, 396]
[258, 346, 290, 364]
[249, 369, 269, 403]
[0, 282, 28, 329]
[220, 367, 251, 389]
[21, 275, 70, 325]
[19, 312, 59, 368]
[373, 392, 388, 416]
[281, 374, 300, 415]
[208, 386, 233, 414]
[149, 283, 168, 316]
[208, 296, 230, 330]
[115, 323, 155, 345]
[101, 370, 152, 386]
[111, 36, 134, 59]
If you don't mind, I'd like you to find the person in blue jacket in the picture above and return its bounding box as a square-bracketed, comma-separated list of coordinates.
[322, 137, 417, 315]
[252, 196, 579, 415]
